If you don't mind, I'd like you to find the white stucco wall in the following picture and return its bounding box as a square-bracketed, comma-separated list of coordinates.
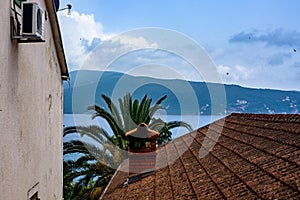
[0, 1, 64, 199]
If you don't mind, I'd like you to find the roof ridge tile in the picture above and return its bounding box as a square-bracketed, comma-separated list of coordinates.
[230, 113, 300, 123]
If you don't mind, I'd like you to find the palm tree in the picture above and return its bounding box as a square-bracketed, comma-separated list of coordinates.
[63, 93, 192, 199]
[87, 93, 192, 147]
[63, 125, 123, 200]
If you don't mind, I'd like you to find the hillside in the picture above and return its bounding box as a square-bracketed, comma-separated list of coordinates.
[63, 70, 300, 115]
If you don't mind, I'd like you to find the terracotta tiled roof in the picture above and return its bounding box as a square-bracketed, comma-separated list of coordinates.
[100, 113, 300, 199]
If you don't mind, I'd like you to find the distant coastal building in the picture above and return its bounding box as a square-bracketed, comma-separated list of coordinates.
[0, 0, 68, 199]
[101, 113, 300, 199]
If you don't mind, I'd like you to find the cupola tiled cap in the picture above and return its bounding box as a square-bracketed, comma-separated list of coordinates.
[125, 123, 160, 139]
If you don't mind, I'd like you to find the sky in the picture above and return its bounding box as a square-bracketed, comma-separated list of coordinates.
[57, 0, 300, 91]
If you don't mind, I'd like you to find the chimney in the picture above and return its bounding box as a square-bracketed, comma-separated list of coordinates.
[125, 123, 159, 174]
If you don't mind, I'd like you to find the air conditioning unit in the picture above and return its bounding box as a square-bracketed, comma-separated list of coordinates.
[22, 2, 44, 40]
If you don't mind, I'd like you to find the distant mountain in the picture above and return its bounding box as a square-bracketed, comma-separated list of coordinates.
[63, 70, 300, 115]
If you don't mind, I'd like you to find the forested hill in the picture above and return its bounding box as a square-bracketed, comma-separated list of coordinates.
[64, 70, 300, 115]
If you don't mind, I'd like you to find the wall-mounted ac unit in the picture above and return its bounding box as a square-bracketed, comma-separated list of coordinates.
[22, 2, 44, 40]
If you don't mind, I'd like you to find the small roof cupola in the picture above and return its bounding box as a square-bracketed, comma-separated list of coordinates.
[125, 123, 159, 174]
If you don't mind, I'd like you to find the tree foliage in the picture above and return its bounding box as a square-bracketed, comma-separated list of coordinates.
[88, 93, 192, 146]
[63, 93, 192, 199]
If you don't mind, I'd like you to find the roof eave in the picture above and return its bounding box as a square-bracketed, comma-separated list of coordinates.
[45, 0, 69, 80]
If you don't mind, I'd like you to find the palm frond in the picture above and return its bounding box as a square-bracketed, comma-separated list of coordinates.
[87, 105, 124, 140]
[148, 95, 167, 121]
[163, 121, 193, 132]
[64, 125, 110, 145]
[101, 94, 123, 130]
[64, 93, 193, 199]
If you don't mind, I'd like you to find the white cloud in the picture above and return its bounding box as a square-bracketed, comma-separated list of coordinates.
[81, 37, 159, 72]
[218, 64, 254, 84]
[57, 12, 218, 83]
[58, 11, 111, 70]
[217, 61, 300, 91]
[213, 36, 300, 91]
[114, 35, 158, 49]
[106, 49, 195, 77]
[58, 10, 300, 91]
[217, 65, 231, 76]
[58, 11, 161, 71]
[235, 65, 251, 80]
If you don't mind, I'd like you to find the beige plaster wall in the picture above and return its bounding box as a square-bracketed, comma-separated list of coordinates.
[0, 0, 64, 199]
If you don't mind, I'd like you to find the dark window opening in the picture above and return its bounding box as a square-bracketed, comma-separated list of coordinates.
[134, 141, 141, 148]
[30, 192, 39, 200]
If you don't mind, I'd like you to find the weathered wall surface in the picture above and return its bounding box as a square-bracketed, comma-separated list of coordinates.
[0, 1, 63, 199]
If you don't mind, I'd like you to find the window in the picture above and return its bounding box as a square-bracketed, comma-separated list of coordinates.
[27, 182, 39, 200]
[145, 142, 151, 148]
[30, 192, 39, 200]
[134, 141, 141, 148]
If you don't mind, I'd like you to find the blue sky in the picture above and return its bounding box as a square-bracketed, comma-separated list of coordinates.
[58, 0, 300, 91]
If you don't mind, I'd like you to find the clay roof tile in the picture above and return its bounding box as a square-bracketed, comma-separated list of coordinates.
[100, 113, 300, 199]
